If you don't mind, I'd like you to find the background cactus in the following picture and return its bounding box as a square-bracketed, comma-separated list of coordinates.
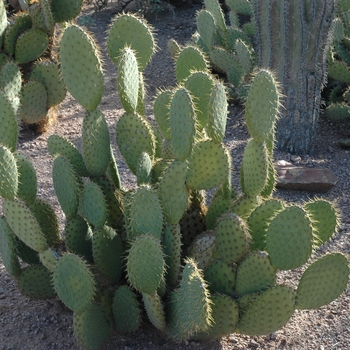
[0, 11, 348, 350]
[0, 0, 83, 132]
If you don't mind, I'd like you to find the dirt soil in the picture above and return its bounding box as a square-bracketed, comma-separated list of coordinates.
[1, 3, 350, 350]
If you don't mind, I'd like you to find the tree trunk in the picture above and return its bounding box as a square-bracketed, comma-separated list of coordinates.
[253, 0, 336, 155]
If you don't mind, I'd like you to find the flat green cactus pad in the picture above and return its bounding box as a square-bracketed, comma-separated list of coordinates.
[19, 80, 48, 124]
[30, 60, 67, 108]
[127, 234, 165, 294]
[207, 81, 228, 143]
[116, 112, 155, 174]
[184, 71, 215, 129]
[64, 215, 93, 262]
[204, 259, 236, 296]
[0, 216, 21, 278]
[18, 265, 56, 299]
[166, 258, 212, 340]
[247, 199, 284, 251]
[245, 70, 279, 143]
[15, 29, 49, 64]
[194, 294, 239, 340]
[73, 303, 112, 350]
[186, 140, 230, 190]
[266, 206, 313, 270]
[142, 292, 166, 331]
[112, 285, 141, 332]
[81, 181, 107, 228]
[0, 145, 18, 200]
[158, 160, 188, 224]
[235, 251, 276, 296]
[82, 108, 111, 176]
[196, 10, 216, 51]
[296, 253, 349, 310]
[38, 0, 55, 34]
[60, 25, 104, 111]
[242, 139, 269, 197]
[169, 87, 196, 161]
[328, 61, 350, 83]
[175, 46, 208, 83]
[0, 92, 18, 151]
[325, 103, 350, 120]
[4, 14, 32, 56]
[237, 285, 295, 335]
[52, 156, 82, 219]
[204, 0, 226, 32]
[226, 0, 252, 15]
[107, 13, 155, 70]
[92, 226, 123, 283]
[153, 89, 172, 139]
[53, 253, 95, 313]
[215, 213, 251, 264]
[304, 199, 339, 246]
[28, 199, 61, 247]
[0, 61, 22, 101]
[206, 196, 231, 230]
[163, 223, 182, 287]
[47, 135, 88, 177]
[117, 47, 140, 113]
[3, 199, 48, 253]
[51, 0, 83, 23]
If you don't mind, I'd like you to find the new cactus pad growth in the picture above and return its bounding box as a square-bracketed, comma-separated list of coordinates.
[0, 12, 348, 350]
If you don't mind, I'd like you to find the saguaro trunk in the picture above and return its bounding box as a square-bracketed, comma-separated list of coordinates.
[253, 0, 336, 155]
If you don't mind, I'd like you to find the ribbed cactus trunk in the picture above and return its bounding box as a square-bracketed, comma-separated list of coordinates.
[253, 0, 336, 155]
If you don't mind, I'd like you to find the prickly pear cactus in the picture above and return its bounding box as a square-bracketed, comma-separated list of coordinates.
[0, 0, 83, 132]
[0, 12, 348, 350]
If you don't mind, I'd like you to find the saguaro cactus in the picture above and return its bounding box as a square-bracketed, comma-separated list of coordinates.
[253, 0, 336, 154]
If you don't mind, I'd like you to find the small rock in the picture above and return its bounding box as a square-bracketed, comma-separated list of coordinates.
[291, 155, 301, 162]
[275, 164, 337, 192]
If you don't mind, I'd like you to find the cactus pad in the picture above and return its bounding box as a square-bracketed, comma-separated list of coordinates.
[169, 87, 196, 161]
[64, 215, 93, 262]
[127, 234, 165, 294]
[235, 251, 276, 296]
[0, 145, 18, 201]
[296, 253, 349, 310]
[81, 181, 107, 228]
[53, 253, 95, 313]
[266, 206, 313, 270]
[48, 135, 88, 177]
[60, 25, 104, 110]
[15, 29, 49, 64]
[153, 89, 172, 139]
[112, 285, 141, 332]
[13, 152, 37, 204]
[304, 199, 340, 246]
[73, 303, 112, 350]
[142, 292, 166, 331]
[117, 47, 140, 113]
[107, 13, 155, 70]
[52, 156, 82, 219]
[236, 285, 295, 335]
[175, 46, 208, 83]
[0, 216, 21, 278]
[0, 92, 18, 151]
[82, 108, 111, 176]
[158, 160, 188, 224]
[18, 265, 56, 299]
[51, 0, 83, 22]
[196, 10, 216, 51]
[242, 139, 269, 196]
[215, 213, 251, 264]
[30, 60, 67, 108]
[186, 140, 230, 190]
[4, 14, 32, 56]
[116, 112, 155, 174]
[92, 226, 123, 283]
[0, 61, 22, 101]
